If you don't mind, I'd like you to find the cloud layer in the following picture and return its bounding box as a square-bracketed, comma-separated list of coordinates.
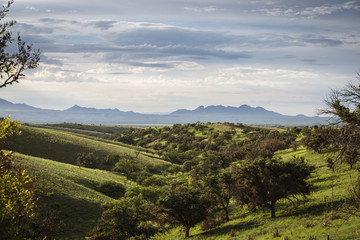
[2, 0, 360, 116]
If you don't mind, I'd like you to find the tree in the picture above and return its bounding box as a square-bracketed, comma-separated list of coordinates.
[191, 151, 236, 222]
[0, 2, 42, 238]
[112, 154, 140, 180]
[0, 1, 40, 89]
[320, 74, 360, 215]
[159, 180, 212, 238]
[88, 195, 158, 240]
[0, 116, 37, 238]
[201, 171, 235, 222]
[233, 157, 314, 218]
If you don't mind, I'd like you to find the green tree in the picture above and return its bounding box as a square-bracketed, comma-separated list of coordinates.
[320, 74, 360, 215]
[0, 116, 37, 239]
[159, 180, 212, 238]
[233, 157, 314, 218]
[0, 2, 42, 238]
[88, 194, 158, 240]
[112, 154, 140, 180]
[191, 151, 236, 222]
[0, 1, 40, 89]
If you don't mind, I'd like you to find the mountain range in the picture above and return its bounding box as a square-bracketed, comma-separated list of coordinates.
[0, 98, 329, 126]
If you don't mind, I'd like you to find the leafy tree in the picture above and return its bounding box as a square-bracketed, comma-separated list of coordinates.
[0, 2, 43, 238]
[191, 151, 236, 222]
[112, 154, 140, 180]
[0, 1, 40, 89]
[302, 127, 339, 153]
[320, 74, 360, 215]
[125, 185, 164, 204]
[0, 116, 37, 238]
[233, 157, 315, 218]
[159, 180, 212, 238]
[87, 195, 158, 240]
[258, 138, 287, 155]
[201, 171, 235, 222]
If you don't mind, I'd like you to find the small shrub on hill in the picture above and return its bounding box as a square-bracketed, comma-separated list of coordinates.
[97, 181, 126, 199]
[77, 152, 99, 168]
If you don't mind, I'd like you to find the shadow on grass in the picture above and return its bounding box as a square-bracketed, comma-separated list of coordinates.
[40, 192, 103, 240]
[282, 199, 345, 218]
[194, 219, 259, 238]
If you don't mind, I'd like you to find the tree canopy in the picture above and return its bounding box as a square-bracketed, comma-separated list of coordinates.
[159, 180, 212, 238]
[233, 157, 315, 218]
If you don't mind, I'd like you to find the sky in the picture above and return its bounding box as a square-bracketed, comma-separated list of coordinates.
[1, 0, 360, 116]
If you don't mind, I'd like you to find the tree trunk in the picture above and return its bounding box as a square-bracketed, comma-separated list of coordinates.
[224, 207, 230, 222]
[185, 226, 190, 238]
[270, 200, 276, 218]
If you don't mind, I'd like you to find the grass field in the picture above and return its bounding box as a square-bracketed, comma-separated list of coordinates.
[13, 152, 136, 239]
[6, 125, 169, 169]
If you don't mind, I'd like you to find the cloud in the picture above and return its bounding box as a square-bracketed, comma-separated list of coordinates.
[257, 1, 360, 19]
[302, 36, 343, 46]
[88, 20, 117, 30]
[184, 6, 218, 13]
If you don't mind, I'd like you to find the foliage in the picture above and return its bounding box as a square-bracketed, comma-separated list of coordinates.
[87, 194, 159, 240]
[125, 185, 164, 204]
[232, 157, 315, 218]
[302, 126, 339, 153]
[191, 151, 237, 222]
[112, 154, 141, 180]
[0, 0, 40, 89]
[320, 74, 360, 126]
[319, 74, 360, 219]
[97, 181, 126, 199]
[159, 180, 213, 238]
[77, 152, 99, 168]
[0, 116, 37, 238]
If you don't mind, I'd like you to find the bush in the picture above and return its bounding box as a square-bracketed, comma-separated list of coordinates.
[77, 152, 99, 168]
[87, 195, 159, 240]
[97, 181, 126, 199]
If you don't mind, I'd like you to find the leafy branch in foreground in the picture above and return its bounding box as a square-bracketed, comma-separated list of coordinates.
[0, 116, 36, 238]
[0, 0, 40, 89]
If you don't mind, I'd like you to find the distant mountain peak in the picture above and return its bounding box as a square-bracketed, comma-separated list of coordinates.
[0, 98, 330, 125]
[171, 104, 281, 116]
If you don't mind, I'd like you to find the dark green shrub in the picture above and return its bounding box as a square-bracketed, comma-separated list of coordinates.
[77, 152, 99, 168]
[97, 181, 126, 199]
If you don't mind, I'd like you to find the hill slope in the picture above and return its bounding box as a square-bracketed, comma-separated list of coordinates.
[6, 125, 169, 170]
[13, 153, 133, 239]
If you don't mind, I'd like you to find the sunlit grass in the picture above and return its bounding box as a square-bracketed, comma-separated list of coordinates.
[13, 152, 136, 239]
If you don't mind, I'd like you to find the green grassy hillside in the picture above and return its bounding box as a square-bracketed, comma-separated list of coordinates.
[13, 152, 135, 239]
[6, 125, 169, 170]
